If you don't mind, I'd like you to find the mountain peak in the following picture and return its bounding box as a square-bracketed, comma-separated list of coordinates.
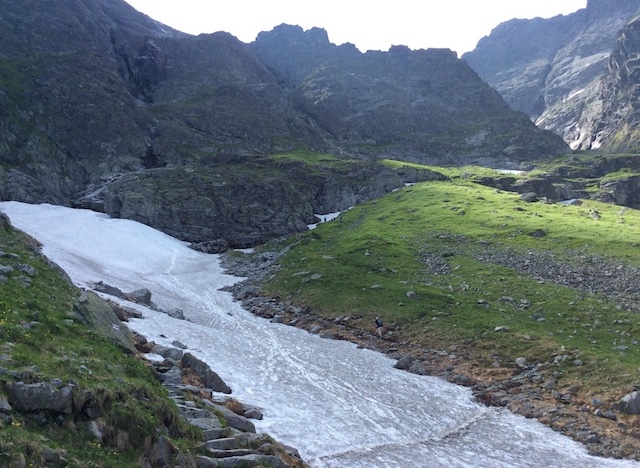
[254, 24, 331, 48]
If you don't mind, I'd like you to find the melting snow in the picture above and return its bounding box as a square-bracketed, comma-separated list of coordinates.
[494, 169, 527, 175]
[308, 211, 341, 229]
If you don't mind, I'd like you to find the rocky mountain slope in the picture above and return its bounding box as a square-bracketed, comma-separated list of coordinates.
[463, 0, 640, 151]
[250, 25, 566, 164]
[0, 0, 568, 248]
[593, 16, 640, 151]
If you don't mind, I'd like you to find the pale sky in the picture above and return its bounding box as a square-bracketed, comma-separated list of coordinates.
[123, 0, 587, 55]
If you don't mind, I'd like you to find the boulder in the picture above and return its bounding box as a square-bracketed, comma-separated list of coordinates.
[0, 396, 12, 413]
[42, 447, 68, 465]
[408, 360, 428, 375]
[515, 357, 527, 369]
[7, 382, 73, 414]
[205, 403, 256, 433]
[76, 390, 103, 420]
[520, 192, 538, 202]
[205, 437, 238, 451]
[405, 291, 420, 300]
[152, 345, 184, 362]
[17, 264, 36, 277]
[187, 417, 227, 440]
[92, 282, 127, 299]
[614, 391, 640, 415]
[243, 407, 263, 420]
[181, 353, 231, 394]
[156, 367, 183, 385]
[0, 212, 11, 230]
[195, 454, 288, 468]
[73, 292, 136, 354]
[167, 309, 186, 320]
[145, 435, 178, 468]
[395, 355, 416, 370]
[527, 229, 547, 238]
[128, 288, 152, 305]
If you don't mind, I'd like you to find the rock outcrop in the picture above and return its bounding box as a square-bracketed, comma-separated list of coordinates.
[0, 0, 569, 248]
[74, 155, 405, 249]
[6, 381, 74, 414]
[463, 0, 640, 150]
[73, 291, 137, 354]
[471, 155, 640, 211]
[591, 16, 640, 151]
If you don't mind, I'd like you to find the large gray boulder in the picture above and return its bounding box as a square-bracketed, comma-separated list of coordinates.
[128, 288, 152, 305]
[195, 454, 288, 468]
[0, 212, 11, 230]
[204, 403, 256, 433]
[152, 345, 184, 362]
[73, 291, 137, 354]
[7, 382, 73, 414]
[614, 391, 640, 415]
[145, 435, 179, 468]
[181, 353, 232, 394]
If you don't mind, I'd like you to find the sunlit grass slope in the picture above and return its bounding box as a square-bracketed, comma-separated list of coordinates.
[264, 173, 640, 393]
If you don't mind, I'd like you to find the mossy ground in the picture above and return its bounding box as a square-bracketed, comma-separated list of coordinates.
[262, 165, 640, 397]
[0, 229, 202, 466]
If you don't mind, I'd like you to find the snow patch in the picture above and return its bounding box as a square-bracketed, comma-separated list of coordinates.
[308, 211, 342, 229]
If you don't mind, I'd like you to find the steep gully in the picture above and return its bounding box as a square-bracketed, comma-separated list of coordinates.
[0, 201, 636, 468]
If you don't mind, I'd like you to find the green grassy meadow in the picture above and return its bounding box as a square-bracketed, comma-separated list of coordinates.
[263, 166, 640, 396]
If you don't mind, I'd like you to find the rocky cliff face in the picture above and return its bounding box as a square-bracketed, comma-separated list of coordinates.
[0, 0, 568, 248]
[74, 155, 405, 249]
[251, 25, 567, 165]
[463, 0, 640, 150]
[592, 17, 640, 151]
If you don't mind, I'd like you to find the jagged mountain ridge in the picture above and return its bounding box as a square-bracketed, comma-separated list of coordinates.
[0, 0, 568, 247]
[251, 25, 566, 165]
[463, 0, 640, 151]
